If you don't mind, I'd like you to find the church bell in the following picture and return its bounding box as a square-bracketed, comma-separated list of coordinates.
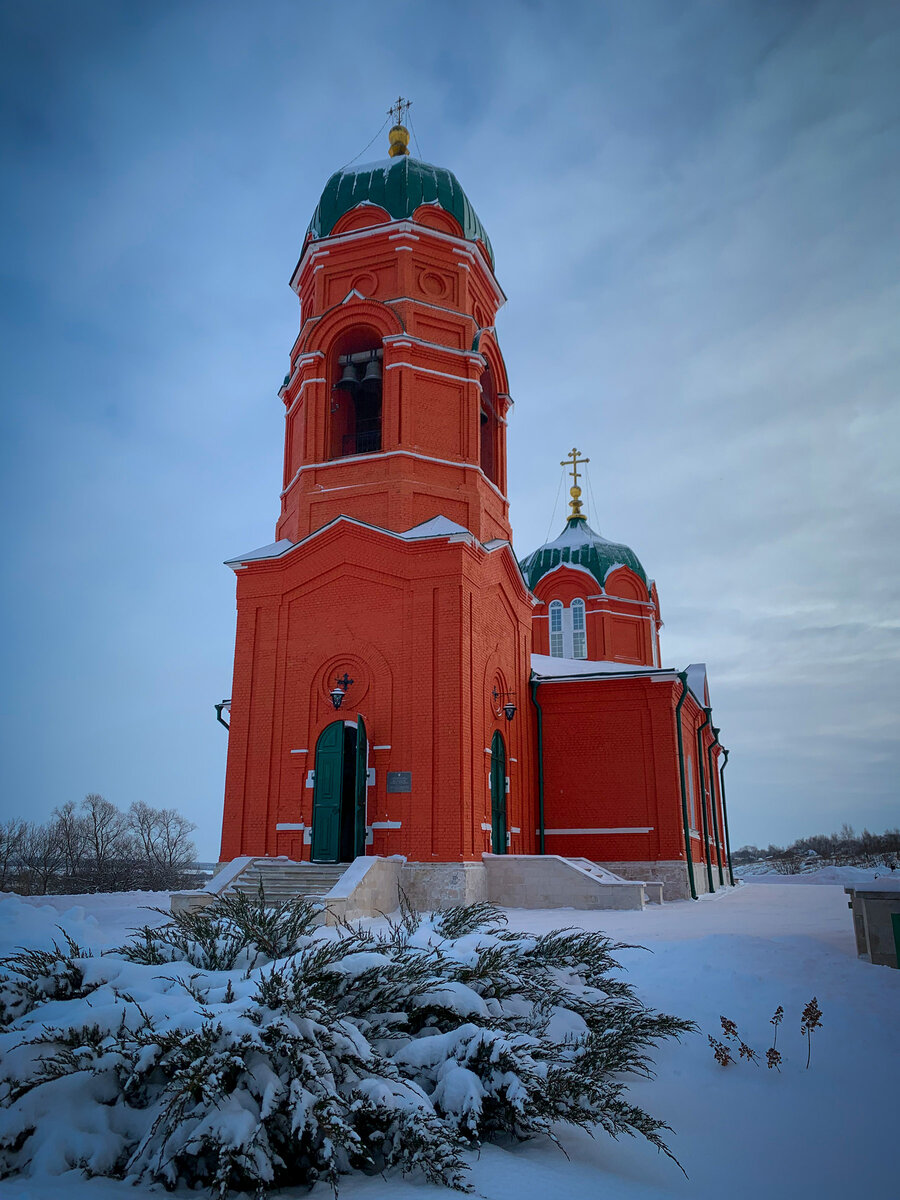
[334, 362, 360, 392]
[360, 356, 382, 391]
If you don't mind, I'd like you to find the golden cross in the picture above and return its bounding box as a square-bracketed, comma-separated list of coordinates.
[560, 446, 590, 519]
[388, 96, 411, 126]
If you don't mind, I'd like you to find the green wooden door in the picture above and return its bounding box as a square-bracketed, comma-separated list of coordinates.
[312, 721, 344, 862]
[354, 713, 368, 858]
[490, 730, 507, 854]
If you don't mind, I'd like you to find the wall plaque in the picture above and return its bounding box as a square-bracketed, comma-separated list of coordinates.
[386, 771, 412, 793]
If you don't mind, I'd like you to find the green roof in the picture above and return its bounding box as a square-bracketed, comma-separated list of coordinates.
[306, 156, 494, 268]
[519, 517, 648, 593]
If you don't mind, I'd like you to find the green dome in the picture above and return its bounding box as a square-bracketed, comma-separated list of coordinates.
[306, 155, 494, 268]
[519, 517, 648, 593]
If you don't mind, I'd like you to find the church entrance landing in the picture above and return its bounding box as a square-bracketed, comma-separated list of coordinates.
[311, 716, 368, 863]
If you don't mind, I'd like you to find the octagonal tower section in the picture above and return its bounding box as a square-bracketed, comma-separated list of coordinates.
[276, 155, 512, 547]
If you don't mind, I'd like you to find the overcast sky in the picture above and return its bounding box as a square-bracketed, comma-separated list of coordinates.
[1, 0, 897, 859]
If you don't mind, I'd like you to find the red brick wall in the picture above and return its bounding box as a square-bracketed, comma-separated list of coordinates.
[276, 218, 511, 547]
[220, 520, 536, 862]
[536, 675, 709, 875]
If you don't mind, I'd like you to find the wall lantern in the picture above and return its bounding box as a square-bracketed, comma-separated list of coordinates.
[330, 673, 354, 711]
[492, 687, 517, 722]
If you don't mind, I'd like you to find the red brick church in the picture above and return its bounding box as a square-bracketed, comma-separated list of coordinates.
[217, 116, 734, 903]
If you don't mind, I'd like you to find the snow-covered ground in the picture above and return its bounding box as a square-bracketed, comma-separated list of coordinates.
[736, 863, 894, 885]
[0, 882, 897, 1200]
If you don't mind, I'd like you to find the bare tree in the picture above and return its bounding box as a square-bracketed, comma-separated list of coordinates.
[51, 801, 91, 886]
[0, 819, 26, 891]
[81, 793, 136, 891]
[17, 822, 66, 895]
[2, 796, 200, 896]
[128, 802, 198, 889]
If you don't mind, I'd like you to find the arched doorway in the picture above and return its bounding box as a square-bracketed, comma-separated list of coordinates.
[311, 715, 368, 863]
[490, 729, 507, 854]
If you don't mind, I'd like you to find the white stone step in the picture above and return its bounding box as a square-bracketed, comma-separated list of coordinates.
[224, 859, 349, 904]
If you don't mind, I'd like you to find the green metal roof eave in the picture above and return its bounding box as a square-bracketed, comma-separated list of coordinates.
[306, 157, 495, 269]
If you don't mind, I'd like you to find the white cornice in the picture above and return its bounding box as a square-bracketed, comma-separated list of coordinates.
[280, 448, 509, 503]
[226, 513, 526, 575]
[291, 219, 507, 307]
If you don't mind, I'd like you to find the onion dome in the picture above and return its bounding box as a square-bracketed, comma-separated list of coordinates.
[519, 516, 648, 593]
[306, 153, 494, 268]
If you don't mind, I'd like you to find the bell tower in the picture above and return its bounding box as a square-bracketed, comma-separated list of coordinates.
[219, 114, 535, 877]
[276, 112, 512, 547]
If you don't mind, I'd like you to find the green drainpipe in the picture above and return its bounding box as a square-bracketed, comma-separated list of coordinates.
[719, 748, 736, 886]
[706, 719, 725, 887]
[696, 710, 715, 894]
[675, 672, 698, 900]
[530, 679, 546, 855]
[214, 700, 231, 731]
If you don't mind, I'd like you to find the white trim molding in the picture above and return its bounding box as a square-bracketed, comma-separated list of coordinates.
[543, 827, 654, 836]
[280, 448, 508, 504]
[385, 361, 478, 386]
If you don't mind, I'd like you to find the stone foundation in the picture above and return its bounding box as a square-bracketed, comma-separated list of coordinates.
[324, 856, 405, 925]
[399, 861, 488, 910]
[485, 854, 646, 910]
[594, 859, 733, 901]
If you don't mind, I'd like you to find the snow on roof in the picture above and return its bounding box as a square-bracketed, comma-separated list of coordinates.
[844, 877, 900, 894]
[531, 654, 674, 680]
[541, 519, 609, 549]
[684, 663, 709, 706]
[519, 517, 647, 593]
[224, 516, 476, 571]
[398, 515, 471, 540]
[334, 156, 433, 177]
[224, 538, 296, 566]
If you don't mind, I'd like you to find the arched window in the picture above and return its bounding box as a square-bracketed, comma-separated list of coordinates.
[571, 598, 587, 659]
[549, 600, 564, 657]
[329, 330, 382, 460]
[547, 598, 588, 659]
[479, 364, 499, 486]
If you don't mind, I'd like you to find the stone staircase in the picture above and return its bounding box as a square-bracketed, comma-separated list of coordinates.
[565, 857, 664, 904]
[226, 859, 349, 904]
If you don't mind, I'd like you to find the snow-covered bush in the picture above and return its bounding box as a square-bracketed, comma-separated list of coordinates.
[0, 893, 693, 1194]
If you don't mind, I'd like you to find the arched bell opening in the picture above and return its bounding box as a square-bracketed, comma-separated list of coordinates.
[329, 328, 383, 460]
[311, 716, 368, 863]
[490, 729, 507, 854]
[479, 364, 500, 487]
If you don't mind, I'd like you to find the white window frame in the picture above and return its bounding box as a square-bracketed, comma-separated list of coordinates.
[549, 599, 564, 657]
[548, 597, 588, 659]
[571, 598, 587, 659]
